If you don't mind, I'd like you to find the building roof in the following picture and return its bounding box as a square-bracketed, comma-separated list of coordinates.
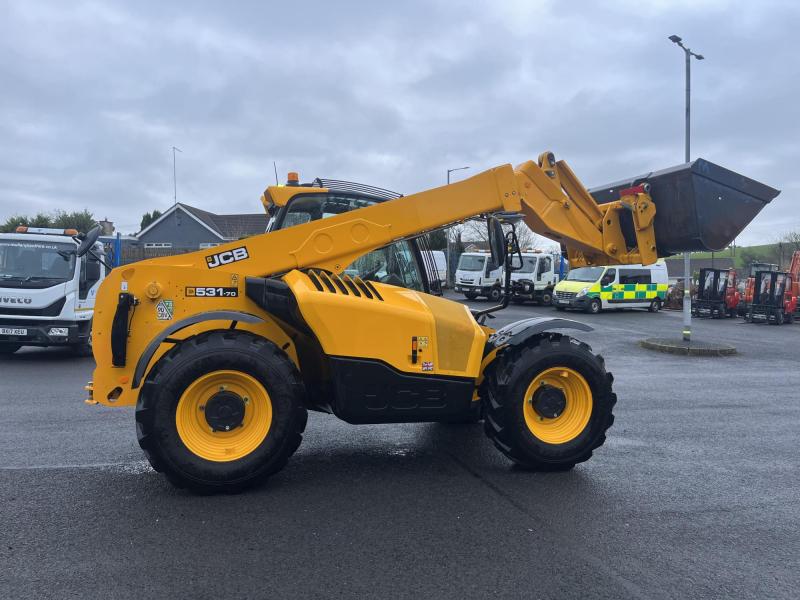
[664, 256, 735, 278]
[137, 203, 269, 240]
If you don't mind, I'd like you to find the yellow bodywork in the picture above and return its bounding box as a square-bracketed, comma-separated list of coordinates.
[89, 153, 659, 408]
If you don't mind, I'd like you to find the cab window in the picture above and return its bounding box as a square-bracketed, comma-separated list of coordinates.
[600, 268, 616, 286]
[277, 193, 425, 291]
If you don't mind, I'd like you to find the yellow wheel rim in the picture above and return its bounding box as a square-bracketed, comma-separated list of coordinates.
[175, 370, 272, 462]
[523, 367, 592, 445]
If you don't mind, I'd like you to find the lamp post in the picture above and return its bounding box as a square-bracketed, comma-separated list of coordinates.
[669, 34, 704, 342]
[172, 146, 182, 206]
[445, 166, 470, 287]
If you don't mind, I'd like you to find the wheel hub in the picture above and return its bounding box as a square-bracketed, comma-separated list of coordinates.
[531, 384, 567, 419]
[204, 391, 245, 432]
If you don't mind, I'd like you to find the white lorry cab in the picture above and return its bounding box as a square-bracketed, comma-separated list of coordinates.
[0, 227, 106, 356]
[553, 260, 668, 314]
[510, 251, 568, 305]
[454, 251, 503, 301]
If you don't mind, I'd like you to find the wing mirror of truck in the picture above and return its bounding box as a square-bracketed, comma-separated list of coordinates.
[487, 216, 506, 270]
[76, 225, 102, 258]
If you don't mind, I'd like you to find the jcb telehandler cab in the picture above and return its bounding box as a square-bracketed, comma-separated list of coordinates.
[84, 154, 777, 493]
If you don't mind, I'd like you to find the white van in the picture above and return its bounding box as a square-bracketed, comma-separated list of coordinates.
[454, 251, 503, 301]
[553, 261, 668, 314]
[420, 250, 447, 289]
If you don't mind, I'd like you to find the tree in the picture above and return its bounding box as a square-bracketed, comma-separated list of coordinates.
[1, 210, 96, 233]
[140, 210, 163, 231]
[52, 210, 97, 233]
[424, 228, 447, 250]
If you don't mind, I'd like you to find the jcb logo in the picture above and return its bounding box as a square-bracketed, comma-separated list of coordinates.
[206, 246, 249, 269]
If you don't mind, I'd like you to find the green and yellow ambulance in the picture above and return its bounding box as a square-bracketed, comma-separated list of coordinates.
[553, 260, 668, 314]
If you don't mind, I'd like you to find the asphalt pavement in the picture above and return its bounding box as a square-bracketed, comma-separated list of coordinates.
[1, 296, 799, 599]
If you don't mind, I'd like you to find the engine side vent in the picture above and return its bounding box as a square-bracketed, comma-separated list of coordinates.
[305, 270, 383, 301]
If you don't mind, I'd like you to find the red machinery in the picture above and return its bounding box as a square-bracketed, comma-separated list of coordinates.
[738, 262, 778, 316]
[790, 250, 800, 317]
[744, 269, 797, 325]
[693, 268, 739, 318]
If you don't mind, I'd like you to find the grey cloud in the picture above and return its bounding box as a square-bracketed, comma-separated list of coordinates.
[0, 0, 797, 243]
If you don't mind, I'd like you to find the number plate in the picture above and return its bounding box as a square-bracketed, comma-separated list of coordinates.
[0, 327, 27, 336]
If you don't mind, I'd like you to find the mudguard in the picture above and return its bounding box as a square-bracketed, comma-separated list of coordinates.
[486, 317, 593, 351]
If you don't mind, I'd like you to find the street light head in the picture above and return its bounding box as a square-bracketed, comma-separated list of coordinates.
[668, 35, 682, 43]
[695, 54, 705, 60]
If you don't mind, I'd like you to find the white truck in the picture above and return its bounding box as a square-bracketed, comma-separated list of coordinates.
[454, 251, 504, 301]
[0, 226, 106, 356]
[509, 251, 568, 305]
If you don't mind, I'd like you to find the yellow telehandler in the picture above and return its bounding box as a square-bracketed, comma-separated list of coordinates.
[83, 153, 777, 492]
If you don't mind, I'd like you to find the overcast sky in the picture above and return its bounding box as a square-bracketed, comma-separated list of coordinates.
[1, 0, 797, 245]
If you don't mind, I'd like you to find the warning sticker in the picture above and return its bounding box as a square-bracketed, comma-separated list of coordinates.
[156, 299, 174, 321]
[417, 336, 429, 349]
[422, 361, 434, 372]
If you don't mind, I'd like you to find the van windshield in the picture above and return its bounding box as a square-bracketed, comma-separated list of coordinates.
[565, 266, 604, 282]
[458, 255, 486, 271]
[0, 240, 77, 288]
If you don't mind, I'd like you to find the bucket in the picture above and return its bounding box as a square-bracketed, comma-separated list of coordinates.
[589, 159, 780, 255]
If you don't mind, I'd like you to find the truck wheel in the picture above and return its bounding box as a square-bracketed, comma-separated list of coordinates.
[136, 330, 307, 494]
[648, 299, 661, 313]
[774, 312, 785, 326]
[483, 334, 616, 471]
[586, 298, 601, 314]
[0, 343, 21, 356]
[540, 291, 553, 306]
[488, 287, 502, 302]
[464, 291, 479, 300]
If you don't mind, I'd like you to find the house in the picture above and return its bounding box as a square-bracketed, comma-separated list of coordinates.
[136, 203, 270, 252]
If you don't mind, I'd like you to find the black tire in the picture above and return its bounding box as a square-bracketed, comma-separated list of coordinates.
[774, 311, 785, 326]
[540, 291, 553, 306]
[0, 343, 21, 356]
[586, 298, 601, 314]
[136, 330, 307, 494]
[648, 299, 661, 313]
[488, 287, 502, 302]
[464, 291, 479, 300]
[483, 334, 615, 471]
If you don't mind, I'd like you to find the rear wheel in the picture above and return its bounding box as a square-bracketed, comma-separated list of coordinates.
[648, 299, 661, 313]
[483, 334, 616, 471]
[136, 330, 307, 493]
[488, 287, 502, 302]
[540, 291, 553, 306]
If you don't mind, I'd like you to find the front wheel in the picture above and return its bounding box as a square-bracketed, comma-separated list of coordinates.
[586, 298, 602, 314]
[648, 299, 661, 313]
[488, 287, 502, 302]
[136, 330, 307, 493]
[539, 291, 553, 306]
[483, 334, 616, 471]
[464, 291, 479, 300]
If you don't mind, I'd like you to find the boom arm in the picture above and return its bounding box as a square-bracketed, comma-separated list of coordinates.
[144, 151, 656, 277]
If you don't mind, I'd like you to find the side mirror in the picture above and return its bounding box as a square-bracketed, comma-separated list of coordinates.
[487, 216, 506, 270]
[76, 225, 102, 258]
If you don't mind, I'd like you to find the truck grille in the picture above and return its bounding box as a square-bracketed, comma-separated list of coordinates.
[555, 291, 577, 300]
[0, 297, 66, 316]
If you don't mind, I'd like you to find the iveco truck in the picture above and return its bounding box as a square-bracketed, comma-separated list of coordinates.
[0, 227, 105, 356]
